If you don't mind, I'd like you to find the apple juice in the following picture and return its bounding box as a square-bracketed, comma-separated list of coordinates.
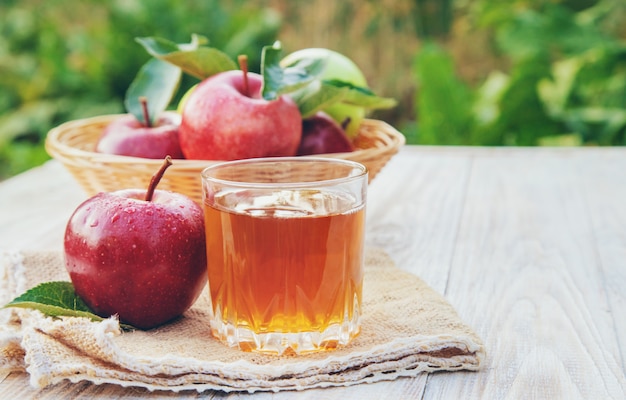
[204, 188, 365, 355]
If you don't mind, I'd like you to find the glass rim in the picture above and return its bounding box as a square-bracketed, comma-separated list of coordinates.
[201, 156, 368, 188]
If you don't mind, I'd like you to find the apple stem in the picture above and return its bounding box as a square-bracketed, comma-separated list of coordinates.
[139, 96, 152, 128]
[238, 54, 250, 97]
[145, 156, 173, 202]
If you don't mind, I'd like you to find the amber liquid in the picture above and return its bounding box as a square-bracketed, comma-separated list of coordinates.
[204, 189, 365, 354]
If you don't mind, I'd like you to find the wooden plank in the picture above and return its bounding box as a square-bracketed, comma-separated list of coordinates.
[423, 150, 626, 399]
[578, 151, 626, 371]
[0, 161, 86, 251]
[366, 147, 472, 292]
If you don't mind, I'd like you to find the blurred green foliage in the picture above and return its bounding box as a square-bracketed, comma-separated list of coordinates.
[1, 0, 625, 181]
[409, 0, 626, 146]
[0, 0, 280, 180]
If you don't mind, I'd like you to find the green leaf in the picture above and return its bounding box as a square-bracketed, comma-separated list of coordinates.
[136, 36, 237, 80]
[261, 41, 325, 100]
[124, 58, 182, 125]
[292, 80, 396, 118]
[290, 82, 346, 118]
[4, 281, 135, 331]
[258, 41, 396, 114]
[324, 79, 398, 109]
[158, 47, 238, 80]
[135, 36, 180, 56]
[135, 34, 209, 56]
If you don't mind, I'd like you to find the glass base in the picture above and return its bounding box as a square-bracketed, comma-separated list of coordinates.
[209, 314, 361, 356]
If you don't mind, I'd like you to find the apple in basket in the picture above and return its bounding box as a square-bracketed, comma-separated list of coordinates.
[96, 97, 184, 159]
[297, 111, 354, 156]
[63, 157, 207, 330]
[281, 48, 370, 139]
[178, 56, 302, 160]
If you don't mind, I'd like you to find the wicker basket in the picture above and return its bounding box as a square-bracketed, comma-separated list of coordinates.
[45, 114, 405, 203]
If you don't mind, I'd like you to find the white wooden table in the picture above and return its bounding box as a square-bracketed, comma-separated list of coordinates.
[1, 146, 625, 399]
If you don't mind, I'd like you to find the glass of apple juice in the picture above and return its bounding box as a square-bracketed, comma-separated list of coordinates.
[201, 157, 367, 355]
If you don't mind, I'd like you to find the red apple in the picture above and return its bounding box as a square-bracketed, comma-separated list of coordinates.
[297, 112, 355, 155]
[63, 158, 207, 329]
[178, 70, 302, 160]
[96, 111, 184, 159]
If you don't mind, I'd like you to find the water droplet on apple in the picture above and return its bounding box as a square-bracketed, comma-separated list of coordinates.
[146, 209, 154, 216]
[88, 218, 99, 227]
[124, 206, 137, 214]
[111, 214, 120, 223]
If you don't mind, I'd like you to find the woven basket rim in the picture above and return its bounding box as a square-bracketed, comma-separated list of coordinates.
[45, 114, 405, 169]
[45, 114, 404, 203]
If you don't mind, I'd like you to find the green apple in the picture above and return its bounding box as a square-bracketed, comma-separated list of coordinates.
[281, 48, 368, 138]
[177, 84, 198, 114]
[323, 102, 366, 138]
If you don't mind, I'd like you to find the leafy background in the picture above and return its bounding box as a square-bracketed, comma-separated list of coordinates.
[0, 0, 624, 180]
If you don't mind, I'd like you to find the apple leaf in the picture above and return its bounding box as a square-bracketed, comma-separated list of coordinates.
[136, 36, 237, 80]
[136, 36, 180, 55]
[4, 281, 135, 331]
[124, 58, 182, 126]
[261, 41, 326, 100]
[289, 82, 346, 118]
[136, 34, 209, 55]
[323, 79, 398, 110]
[289, 80, 397, 118]
[260, 43, 396, 113]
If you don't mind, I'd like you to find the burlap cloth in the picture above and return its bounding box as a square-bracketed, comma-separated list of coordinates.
[0, 247, 485, 393]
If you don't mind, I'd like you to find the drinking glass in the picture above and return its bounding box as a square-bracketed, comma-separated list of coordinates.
[201, 157, 368, 355]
